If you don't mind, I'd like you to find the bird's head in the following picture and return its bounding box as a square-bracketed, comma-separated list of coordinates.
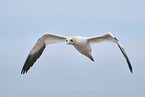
[66, 36, 77, 45]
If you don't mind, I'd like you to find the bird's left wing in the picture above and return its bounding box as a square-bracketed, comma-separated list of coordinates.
[87, 32, 133, 73]
[21, 33, 66, 74]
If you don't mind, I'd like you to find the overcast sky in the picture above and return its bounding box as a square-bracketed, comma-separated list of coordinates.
[0, 0, 145, 97]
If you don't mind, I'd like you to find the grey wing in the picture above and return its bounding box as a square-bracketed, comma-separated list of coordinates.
[21, 33, 66, 74]
[87, 32, 133, 73]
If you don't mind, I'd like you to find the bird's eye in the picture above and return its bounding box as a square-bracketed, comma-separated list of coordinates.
[66, 40, 68, 42]
[70, 39, 73, 42]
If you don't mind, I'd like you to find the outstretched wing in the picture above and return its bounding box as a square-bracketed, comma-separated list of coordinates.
[21, 33, 66, 74]
[87, 32, 133, 73]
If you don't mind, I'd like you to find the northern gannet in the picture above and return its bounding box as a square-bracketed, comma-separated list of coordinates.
[21, 32, 133, 74]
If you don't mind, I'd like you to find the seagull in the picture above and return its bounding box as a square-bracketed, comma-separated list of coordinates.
[21, 32, 133, 74]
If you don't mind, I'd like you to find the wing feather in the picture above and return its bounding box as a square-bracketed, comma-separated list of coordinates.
[21, 33, 66, 74]
[88, 32, 133, 73]
[116, 41, 133, 73]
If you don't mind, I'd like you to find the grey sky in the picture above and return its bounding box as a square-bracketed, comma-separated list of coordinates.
[0, 0, 145, 97]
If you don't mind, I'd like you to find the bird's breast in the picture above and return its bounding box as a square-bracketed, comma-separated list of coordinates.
[73, 43, 91, 55]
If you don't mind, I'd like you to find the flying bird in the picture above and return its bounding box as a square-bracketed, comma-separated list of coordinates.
[21, 32, 133, 74]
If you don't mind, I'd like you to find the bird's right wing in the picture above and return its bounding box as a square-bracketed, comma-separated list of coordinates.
[87, 32, 133, 73]
[87, 32, 117, 44]
[21, 33, 66, 74]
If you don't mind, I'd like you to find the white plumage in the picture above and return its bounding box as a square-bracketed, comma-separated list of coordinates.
[21, 32, 133, 74]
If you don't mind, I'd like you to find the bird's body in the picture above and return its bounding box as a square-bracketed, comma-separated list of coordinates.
[21, 32, 133, 74]
[72, 36, 94, 61]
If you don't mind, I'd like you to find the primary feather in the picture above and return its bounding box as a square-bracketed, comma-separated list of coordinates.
[21, 33, 66, 74]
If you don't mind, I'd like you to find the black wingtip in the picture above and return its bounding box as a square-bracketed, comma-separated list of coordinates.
[21, 69, 27, 75]
[21, 66, 28, 75]
[117, 41, 133, 73]
[127, 61, 133, 73]
[21, 66, 25, 74]
[21, 54, 32, 75]
[128, 64, 133, 73]
[114, 37, 119, 42]
[21, 43, 46, 75]
[21, 70, 23, 74]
